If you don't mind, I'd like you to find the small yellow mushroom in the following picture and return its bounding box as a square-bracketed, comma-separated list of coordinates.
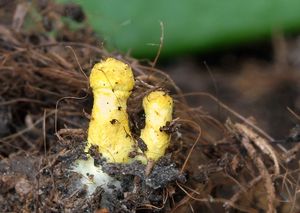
[140, 91, 173, 161]
[87, 57, 135, 163]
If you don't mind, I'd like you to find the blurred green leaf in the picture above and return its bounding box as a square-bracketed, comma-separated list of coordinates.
[56, 0, 300, 57]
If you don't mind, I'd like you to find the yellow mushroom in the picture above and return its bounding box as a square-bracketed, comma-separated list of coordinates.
[73, 59, 174, 196]
[87, 57, 135, 163]
[140, 91, 173, 161]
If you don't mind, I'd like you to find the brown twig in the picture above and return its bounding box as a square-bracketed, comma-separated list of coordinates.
[240, 136, 276, 213]
[234, 123, 280, 176]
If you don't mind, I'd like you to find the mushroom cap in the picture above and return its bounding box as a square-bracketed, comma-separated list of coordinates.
[143, 91, 173, 127]
[90, 58, 134, 92]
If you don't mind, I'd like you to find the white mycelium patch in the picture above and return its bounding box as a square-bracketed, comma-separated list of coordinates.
[72, 157, 121, 195]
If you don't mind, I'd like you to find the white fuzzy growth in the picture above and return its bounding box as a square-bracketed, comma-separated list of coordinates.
[72, 157, 121, 195]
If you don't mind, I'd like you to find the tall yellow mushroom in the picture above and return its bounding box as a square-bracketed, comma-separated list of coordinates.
[73, 58, 135, 195]
[88, 57, 135, 163]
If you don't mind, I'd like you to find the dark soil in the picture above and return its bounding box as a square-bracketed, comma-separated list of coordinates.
[1, 1, 300, 212]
